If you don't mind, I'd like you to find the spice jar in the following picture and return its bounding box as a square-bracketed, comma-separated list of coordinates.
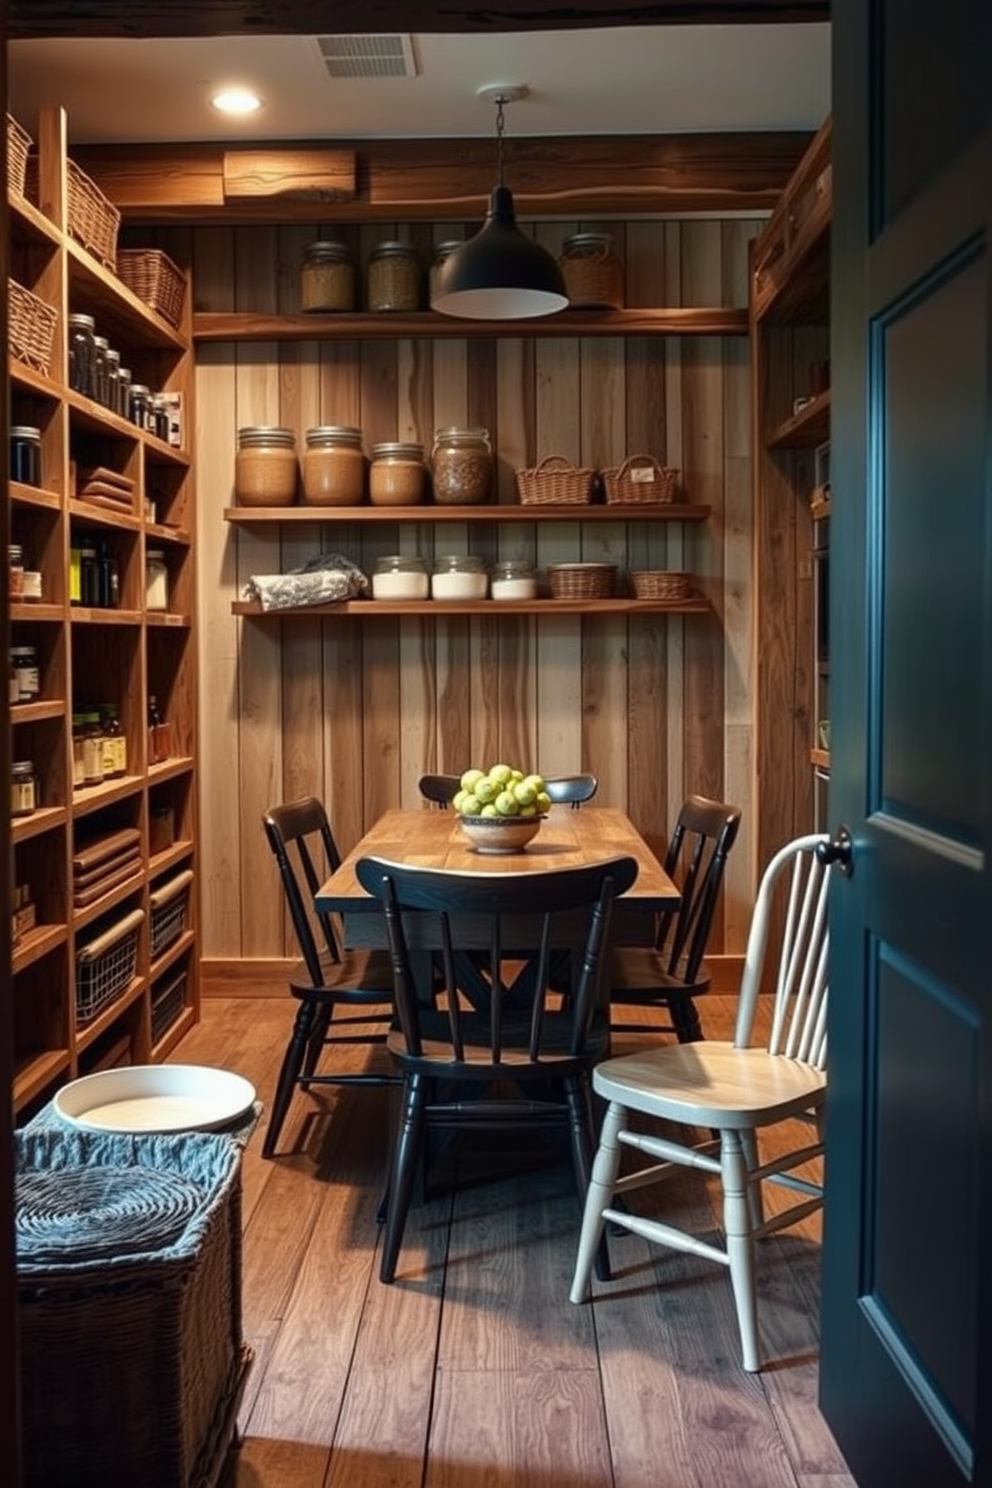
[301, 426, 365, 506]
[71, 714, 86, 788]
[11, 760, 37, 816]
[300, 240, 356, 312]
[367, 241, 421, 312]
[369, 442, 426, 507]
[146, 548, 169, 611]
[9, 425, 41, 486]
[92, 335, 110, 407]
[130, 383, 154, 432]
[431, 554, 488, 601]
[235, 426, 299, 507]
[81, 711, 104, 785]
[10, 644, 39, 702]
[429, 240, 463, 306]
[491, 559, 537, 601]
[8, 544, 24, 600]
[99, 703, 127, 779]
[559, 232, 625, 310]
[67, 312, 96, 396]
[371, 555, 429, 601]
[430, 427, 493, 506]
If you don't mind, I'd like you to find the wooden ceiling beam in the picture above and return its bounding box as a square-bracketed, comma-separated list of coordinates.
[75, 132, 811, 223]
[11, 2, 830, 41]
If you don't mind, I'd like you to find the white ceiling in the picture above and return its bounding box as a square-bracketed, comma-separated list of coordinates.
[7, 24, 831, 146]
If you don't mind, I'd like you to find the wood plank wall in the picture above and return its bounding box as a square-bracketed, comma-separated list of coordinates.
[171, 215, 764, 969]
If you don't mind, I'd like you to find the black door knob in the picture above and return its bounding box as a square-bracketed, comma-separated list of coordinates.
[816, 826, 854, 877]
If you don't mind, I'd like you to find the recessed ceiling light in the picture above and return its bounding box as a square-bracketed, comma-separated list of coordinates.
[211, 87, 263, 116]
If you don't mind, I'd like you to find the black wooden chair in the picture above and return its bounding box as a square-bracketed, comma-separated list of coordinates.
[417, 773, 461, 806]
[609, 794, 742, 1042]
[355, 851, 639, 1282]
[262, 797, 398, 1158]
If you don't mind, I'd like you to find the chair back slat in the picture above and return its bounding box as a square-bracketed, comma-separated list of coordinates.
[264, 797, 346, 984]
[659, 795, 742, 981]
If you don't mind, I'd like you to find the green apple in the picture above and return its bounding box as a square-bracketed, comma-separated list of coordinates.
[487, 763, 513, 788]
[480, 802, 499, 817]
[509, 768, 524, 784]
[513, 780, 537, 807]
[523, 773, 545, 794]
[535, 791, 552, 814]
[519, 802, 538, 818]
[452, 789, 468, 813]
[460, 767, 485, 794]
[460, 792, 482, 816]
[474, 777, 497, 804]
[494, 789, 521, 816]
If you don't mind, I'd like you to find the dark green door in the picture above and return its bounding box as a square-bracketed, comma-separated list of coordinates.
[820, 3, 991, 1484]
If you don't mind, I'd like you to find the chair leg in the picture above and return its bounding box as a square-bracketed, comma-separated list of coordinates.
[569, 1099, 626, 1304]
[262, 998, 320, 1159]
[379, 1072, 428, 1284]
[564, 1074, 611, 1282]
[740, 1127, 764, 1232]
[669, 994, 704, 1043]
[720, 1129, 761, 1372]
[301, 1001, 333, 1083]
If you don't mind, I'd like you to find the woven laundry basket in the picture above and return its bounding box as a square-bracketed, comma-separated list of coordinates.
[16, 1127, 252, 1488]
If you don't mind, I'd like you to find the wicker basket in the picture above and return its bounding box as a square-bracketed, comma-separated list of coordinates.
[26, 154, 120, 269]
[8, 278, 58, 376]
[602, 454, 679, 506]
[547, 562, 617, 600]
[630, 570, 693, 601]
[117, 247, 186, 328]
[516, 455, 596, 506]
[7, 113, 32, 198]
[17, 1127, 251, 1488]
[75, 907, 144, 1022]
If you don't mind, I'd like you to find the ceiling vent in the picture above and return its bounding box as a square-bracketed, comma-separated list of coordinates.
[316, 35, 418, 81]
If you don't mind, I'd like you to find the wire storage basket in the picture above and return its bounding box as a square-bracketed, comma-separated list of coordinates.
[630, 570, 693, 601]
[150, 869, 193, 960]
[8, 279, 58, 377]
[602, 454, 679, 506]
[116, 248, 186, 328]
[515, 455, 596, 506]
[547, 562, 617, 600]
[75, 907, 144, 1022]
[151, 968, 188, 1044]
[7, 113, 32, 198]
[26, 153, 121, 269]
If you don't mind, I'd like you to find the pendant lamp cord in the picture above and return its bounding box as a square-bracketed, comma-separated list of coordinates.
[494, 96, 507, 187]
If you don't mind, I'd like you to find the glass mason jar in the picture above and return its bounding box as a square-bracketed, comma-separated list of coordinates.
[92, 335, 110, 407]
[235, 426, 299, 507]
[146, 547, 169, 610]
[11, 759, 37, 817]
[369, 442, 426, 507]
[8, 544, 24, 601]
[490, 558, 538, 601]
[371, 555, 429, 601]
[67, 312, 96, 396]
[559, 231, 625, 309]
[300, 240, 356, 313]
[430, 427, 493, 506]
[431, 554, 488, 601]
[428, 240, 464, 307]
[367, 240, 421, 312]
[302, 425, 365, 506]
[130, 382, 154, 432]
[9, 425, 41, 486]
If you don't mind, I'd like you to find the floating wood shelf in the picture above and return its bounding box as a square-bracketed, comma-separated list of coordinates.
[233, 597, 713, 619]
[224, 503, 712, 526]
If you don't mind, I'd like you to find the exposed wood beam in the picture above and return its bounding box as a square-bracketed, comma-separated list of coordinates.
[11, 1, 830, 41]
[76, 132, 811, 223]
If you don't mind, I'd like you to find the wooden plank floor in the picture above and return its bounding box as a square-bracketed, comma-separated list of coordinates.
[172, 995, 858, 1488]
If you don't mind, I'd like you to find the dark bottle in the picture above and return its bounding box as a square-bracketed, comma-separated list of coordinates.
[79, 535, 101, 607]
[98, 541, 120, 608]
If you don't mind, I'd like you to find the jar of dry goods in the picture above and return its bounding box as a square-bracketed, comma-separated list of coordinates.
[235, 426, 299, 507]
[431, 554, 488, 601]
[428, 240, 463, 306]
[369, 442, 426, 507]
[430, 427, 493, 506]
[491, 559, 537, 601]
[11, 759, 37, 816]
[371, 555, 429, 601]
[559, 231, 625, 309]
[367, 241, 421, 312]
[302, 425, 365, 506]
[300, 240, 356, 313]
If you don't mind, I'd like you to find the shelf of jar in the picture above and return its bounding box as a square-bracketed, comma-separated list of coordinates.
[69, 607, 143, 626]
[224, 502, 711, 526]
[75, 974, 148, 1055]
[12, 922, 69, 976]
[233, 596, 713, 619]
[67, 391, 191, 464]
[10, 480, 62, 511]
[71, 774, 144, 817]
[11, 806, 68, 844]
[10, 603, 63, 624]
[73, 873, 146, 933]
[147, 521, 192, 546]
[14, 1047, 73, 1116]
[194, 306, 749, 344]
[767, 388, 831, 449]
[11, 699, 66, 725]
[148, 756, 195, 786]
[146, 611, 192, 629]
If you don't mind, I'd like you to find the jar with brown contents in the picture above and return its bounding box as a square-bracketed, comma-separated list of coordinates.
[235, 427, 298, 507]
[430, 427, 493, 506]
[428, 240, 463, 307]
[369, 442, 426, 507]
[301, 240, 355, 312]
[367, 241, 421, 312]
[559, 231, 625, 309]
[302, 426, 365, 506]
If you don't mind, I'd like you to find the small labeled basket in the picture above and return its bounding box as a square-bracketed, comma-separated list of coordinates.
[116, 248, 186, 328]
[8, 278, 58, 376]
[630, 570, 693, 601]
[547, 562, 617, 600]
[515, 455, 596, 506]
[7, 113, 32, 198]
[602, 454, 678, 506]
[75, 906, 144, 1022]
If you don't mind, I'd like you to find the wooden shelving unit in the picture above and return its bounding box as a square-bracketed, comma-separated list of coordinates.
[8, 106, 199, 1119]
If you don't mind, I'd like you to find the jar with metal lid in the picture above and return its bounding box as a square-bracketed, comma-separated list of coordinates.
[130, 383, 153, 431]
[10, 644, 39, 702]
[118, 366, 132, 421]
[11, 759, 37, 816]
[430, 427, 493, 506]
[428, 240, 464, 306]
[8, 544, 24, 600]
[371, 555, 430, 601]
[151, 395, 171, 442]
[367, 241, 421, 312]
[67, 312, 96, 396]
[559, 231, 625, 309]
[235, 426, 299, 507]
[301, 240, 356, 312]
[105, 347, 122, 415]
[81, 712, 104, 786]
[491, 558, 538, 601]
[369, 442, 426, 507]
[71, 713, 86, 788]
[146, 547, 169, 611]
[92, 335, 110, 407]
[431, 554, 488, 601]
[10, 425, 41, 486]
[302, 425, 365, 506]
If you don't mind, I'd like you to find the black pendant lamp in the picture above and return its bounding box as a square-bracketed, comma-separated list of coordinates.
[431, 86, 568, 321]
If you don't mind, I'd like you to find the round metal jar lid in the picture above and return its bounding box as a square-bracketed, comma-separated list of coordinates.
[305, 240, 352, 261]
[371, 442, 424, 461]
[305, 425, 363, 447]
[9, 425, 41, 439]
[562, 231, 617, 252]
[371, 240, 418, 257]
[238, 425, 297, 446]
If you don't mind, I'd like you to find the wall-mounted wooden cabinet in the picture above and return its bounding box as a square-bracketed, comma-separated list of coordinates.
[8, 108, 199, 1118]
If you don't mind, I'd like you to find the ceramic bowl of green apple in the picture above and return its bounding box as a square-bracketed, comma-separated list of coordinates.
[453, 764, 550, 855]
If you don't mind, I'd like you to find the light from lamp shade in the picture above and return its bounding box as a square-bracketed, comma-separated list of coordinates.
[431, 185, 568, 320]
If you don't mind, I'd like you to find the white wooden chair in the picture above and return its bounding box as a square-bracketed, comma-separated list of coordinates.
[570, 831, 832, 1371]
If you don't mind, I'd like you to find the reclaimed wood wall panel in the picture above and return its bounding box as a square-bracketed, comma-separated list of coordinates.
[192, 215, 764, 965]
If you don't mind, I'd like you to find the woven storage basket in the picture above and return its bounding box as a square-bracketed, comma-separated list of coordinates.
[117, 247, 186, 328]
[547, 562, 617, 600]
[8, 278, 58, 376]
[26, 154, 120, 269]
[631, 570, 693, 601]
[16, 1127, 251, 1488]
[602, 454, 678, 506]
[7, 113, 32, 198]
[515, 455, 596, 506]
